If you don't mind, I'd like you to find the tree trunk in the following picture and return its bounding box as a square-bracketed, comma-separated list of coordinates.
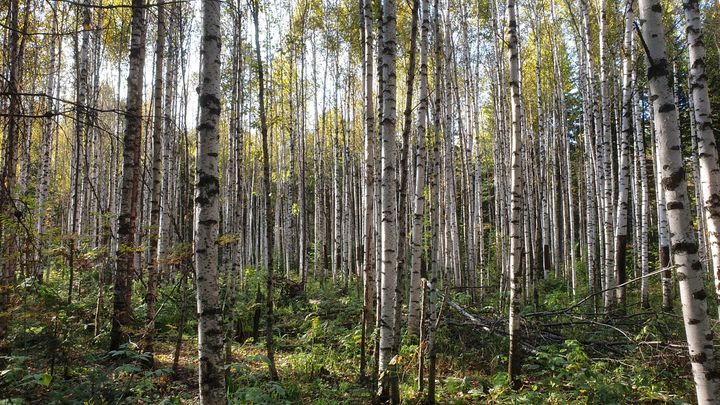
[111, 0, 146, 351]
[378, 0, 398, 397]
[614, 0, 633, 312]
[251, 0, 279, 381]
[144, 0, 166, 360]
[684, 0, 720, 321]
[360, 0, 376, 380]
[599, 0, 615, 315]
[194, 0, 226, 401]
[408, 0, 430, 335]
[505, 0, 524, 389]
[639, 0, 720, 401]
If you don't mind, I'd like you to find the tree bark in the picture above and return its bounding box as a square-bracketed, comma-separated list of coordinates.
[408, 0, 430, 335]
[684, 0, 720, 320]
[111, 0, 146, 351]
[251, 0, 279, 381]
[639, 0, 720, 401]
[194, 0, 226, 401]
[378, 0, 398, 397]
[614, 0, 633, 312]
[144, 0, 166, 360]
[505, 0, 524, 389]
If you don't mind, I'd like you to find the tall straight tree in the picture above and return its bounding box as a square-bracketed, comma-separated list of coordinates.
[360, 0, 376, 379]
[194, 0, 226, 401]
[394, 0, 419, 349]
[378, 0, 399, 398]
[684, 0, 720, 319]
[407, 0, 430, 335]
[599, 0, 615, 314]
[614, 0, 633, 311]
[505, 0, 524, 389]
[639, 0, 720, 401]
[36, 0, 59, 278]
[144, 0, 166, 359]
[251, 0, 279, 381]
[110, 0, 146, 351]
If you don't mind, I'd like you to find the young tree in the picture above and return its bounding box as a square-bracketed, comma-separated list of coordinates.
[251, 0, 280, 381]
[144, 0, 166, 359]
[599, 0, 615, 314]
[407, 0, 430, 335]
[505, 0, 524, 389]
[639, 0, 720, 401]
[360, 0, 376, 378]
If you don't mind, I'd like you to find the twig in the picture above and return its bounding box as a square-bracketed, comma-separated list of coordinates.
[527, 266, 673, 317]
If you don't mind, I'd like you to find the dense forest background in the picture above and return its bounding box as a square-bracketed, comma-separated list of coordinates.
[2, 0, 720, 403]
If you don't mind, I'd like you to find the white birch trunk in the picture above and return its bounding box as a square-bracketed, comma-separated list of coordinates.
[684, 0, 720, 320]
[407, 0, 430, 334]
[614, 0, 633, 310]
[378, 0, 398, 381]
[194, 0, 226, 401]
[640, 0, 719, 401]
[505, 0, 524, 387]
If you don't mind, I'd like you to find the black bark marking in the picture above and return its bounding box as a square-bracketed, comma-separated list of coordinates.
[659, 103, 675, 113]
[647, 58, 668, 79]
[690, 352, 707, 363]
[662, 167, 685, 190]
[672, 241, 699, 254]
[667, 201, 684, 210]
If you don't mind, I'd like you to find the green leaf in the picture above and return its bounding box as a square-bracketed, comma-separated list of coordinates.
[40, 373, 52, 387]
[492, 371, 508, 388]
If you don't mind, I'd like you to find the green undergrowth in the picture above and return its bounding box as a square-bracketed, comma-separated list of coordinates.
[0, 267, 699, 404]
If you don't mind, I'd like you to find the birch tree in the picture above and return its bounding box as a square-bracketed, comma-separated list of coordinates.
[505, 0, 524, 388]
[360, 0, 376, 378]
[194, 0, 226, 401]
[378, 0, 399, 397]
[407, 0, 430, 335]
[684, 0, 720, 320]
[110, 0, 146, 351]
[251, 0, 280, 381]
[614, 0, 633, 311]
[639, 0, 719, 401]
[144, 0, 166, 358]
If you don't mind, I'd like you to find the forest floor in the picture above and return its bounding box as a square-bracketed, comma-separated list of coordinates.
[0, 272, 701, 404]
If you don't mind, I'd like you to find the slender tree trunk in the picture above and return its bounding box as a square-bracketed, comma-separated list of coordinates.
[408, 0, 430, 335]
[360, 0, 376, 380]
[378, 0, 398, 397]
[36, 1, 59, 279]
[144, 0, 166, 360]
[633, 57, 650, 309]
[251, 0, 279, 381]
[505, 0, 524, 389]
[393, 0, 419, 351]
[614, 0, 633, 312]
[599, 0, 615, 314]
[111, 0, 146, 351]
